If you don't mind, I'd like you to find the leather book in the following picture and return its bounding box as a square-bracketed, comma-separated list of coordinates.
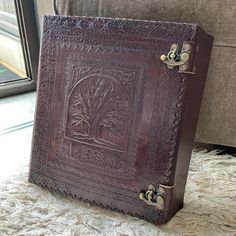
[29, 15, 213, 224]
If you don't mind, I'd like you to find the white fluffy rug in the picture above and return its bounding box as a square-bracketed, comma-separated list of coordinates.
[0, 127, 236, 236]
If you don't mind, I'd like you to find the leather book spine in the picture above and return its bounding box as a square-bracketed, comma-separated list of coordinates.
[167, 28, 214, 222]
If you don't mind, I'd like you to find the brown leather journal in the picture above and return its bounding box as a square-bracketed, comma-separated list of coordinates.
[29, 15, 213, 224]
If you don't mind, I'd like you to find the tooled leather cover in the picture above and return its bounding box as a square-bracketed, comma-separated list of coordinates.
[29, 15, 212, 224]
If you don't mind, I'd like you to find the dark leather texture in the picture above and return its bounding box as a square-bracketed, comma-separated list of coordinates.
[29, 15, 213, 224]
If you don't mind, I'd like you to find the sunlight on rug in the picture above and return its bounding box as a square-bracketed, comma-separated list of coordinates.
[0, 128, 235, 236]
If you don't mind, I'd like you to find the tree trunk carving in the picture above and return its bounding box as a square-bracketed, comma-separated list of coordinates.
[66, 74, 131, 152]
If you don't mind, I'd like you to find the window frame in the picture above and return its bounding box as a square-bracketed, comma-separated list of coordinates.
[0, 0, 39, 98]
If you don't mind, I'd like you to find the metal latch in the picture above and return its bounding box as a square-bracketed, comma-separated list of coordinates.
[160, 43, 191, 72]
[139, 184, 166, 210]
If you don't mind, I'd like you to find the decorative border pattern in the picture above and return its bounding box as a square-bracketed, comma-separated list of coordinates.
[146, 73, 189, 184]
[29, 171, 165, 224]
[42, 15, 197, 43]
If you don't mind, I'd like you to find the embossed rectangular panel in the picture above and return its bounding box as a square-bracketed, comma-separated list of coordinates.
[29, 16, 213, 224]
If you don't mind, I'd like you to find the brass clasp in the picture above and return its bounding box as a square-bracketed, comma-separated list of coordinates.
[139, 184, 166, 210]
[160, 43, 191, 71]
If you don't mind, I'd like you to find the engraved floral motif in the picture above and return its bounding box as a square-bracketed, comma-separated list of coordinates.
[71, 145, 123, 170]
[73, 145, 105, 165]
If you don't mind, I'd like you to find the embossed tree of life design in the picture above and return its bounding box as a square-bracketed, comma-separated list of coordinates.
[65, 74, 131, 152]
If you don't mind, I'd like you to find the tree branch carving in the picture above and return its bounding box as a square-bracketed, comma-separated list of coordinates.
[66, 74, 130, 151]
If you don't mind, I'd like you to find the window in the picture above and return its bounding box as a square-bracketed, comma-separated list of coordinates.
[0, 0, 39, 97]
